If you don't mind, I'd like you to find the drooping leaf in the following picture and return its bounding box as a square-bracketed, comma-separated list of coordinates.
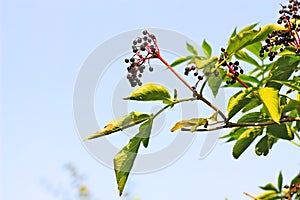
[202, 56, 221, 97]
[186, 42, 198, 55]
[114, 119, 153, 196]
[170, 56, 193, 67]
[267, 123, 294, 140]
[202, 39, 212, 58]
[235, 50, 261, 68]
[227, 24, 284, 56]
[255, 135, 270, 156]
[84, 112, 150, 140]
[232, 127, 262, 159]
[123, 83, 172, 104]
[258, 87, 281, 123]
[227, 87, 254, 120]
[266, 55, 300, 90]
[170, 118, 208, 132]
[278, 171, 283, 192]
[259, 183, 278, 191]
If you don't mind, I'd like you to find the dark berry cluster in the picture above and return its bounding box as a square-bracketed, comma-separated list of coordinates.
[261, 0, 300, 60]
[283, 181, 300, 199]
[218, 48, 244, 85]
[125, 30, 159, 87]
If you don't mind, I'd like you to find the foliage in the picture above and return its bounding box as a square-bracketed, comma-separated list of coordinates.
[84, 0, 300, 197]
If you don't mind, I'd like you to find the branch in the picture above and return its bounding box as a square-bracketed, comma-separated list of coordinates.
[224, 117, 300, 128]
[156, 54, 227, 121]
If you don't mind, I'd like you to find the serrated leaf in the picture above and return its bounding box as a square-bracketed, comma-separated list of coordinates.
[235, 50, 261, 68]
[266, 55, 300, 90]
[186, 42, 198, 55]
[202, 39, 212, 58]
[170, 118, 207, 132]
[227, 87, 254, 120]
[123, 83, 172, 104]
[170, 56, 193, 67]
[267, 123, 294, 140]
[258, 87, 281, 123]
[259, 183, 278, 191]
[114, 119, 153, 196]
[278, 171, 283, 192]
[255, 135, 270, 156]
[232, 127, 261, 159]
[227, 24, 284, 56]
[84, 112, 150, 140]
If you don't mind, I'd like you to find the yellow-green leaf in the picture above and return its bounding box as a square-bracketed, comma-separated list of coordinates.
[114, 119, 153, 196]
[83, 112, 149, 140]
[123, 83, 172, 104]
[227, 87, 254, 120]
[170, 118, 207, 132]
[258, 87, 281, 123]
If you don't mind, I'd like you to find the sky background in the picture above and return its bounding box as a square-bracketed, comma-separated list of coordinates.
[1, 0, 300, 200]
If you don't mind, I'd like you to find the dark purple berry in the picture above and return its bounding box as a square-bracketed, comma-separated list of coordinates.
[125, 58, 129, 63]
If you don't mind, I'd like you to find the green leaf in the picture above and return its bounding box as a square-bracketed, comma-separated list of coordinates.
[170, 56, 193, 67]
[267, 123, 294, 140]
[201, 56, 221, 97]
[186, 42, 198, 55]
[227, 87, 254, 120]
[84, 112, 150, 140]
[278, 171, 283, 192]
[227, 24, 284, 56]
[220, 127, 248, 142]
[123, 83, 172, 104]
[170, 118, 208, 132]
[255, 135, 270, 156]
[234, 50, 261, 68]
[282, 99, 300, 113]
[202, 39, 212, 58]
[245, 42, 263, 59]
[240, 22, 259, 32]
[196, 56, 218, 69]
[266, 55, 300, 90]
[258, 87, 281, 123]
[114, 119, 153, 196]
[238, 112, 269, 123]
[290, 172, 300, 187]
[259, 183, 278, 191]
[238, 74, 260, 85]
[242, 98, 262, 113]
[271, 79, 300, 92]
[232, 127, 262, 159]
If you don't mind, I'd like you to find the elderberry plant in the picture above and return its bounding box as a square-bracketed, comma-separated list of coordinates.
[84, 0, 300, 197]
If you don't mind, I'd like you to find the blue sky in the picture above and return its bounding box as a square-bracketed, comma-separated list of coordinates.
[1, 0, 300, 200]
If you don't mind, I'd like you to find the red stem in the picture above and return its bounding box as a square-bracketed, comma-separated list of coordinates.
[226, 64, 249, 88]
